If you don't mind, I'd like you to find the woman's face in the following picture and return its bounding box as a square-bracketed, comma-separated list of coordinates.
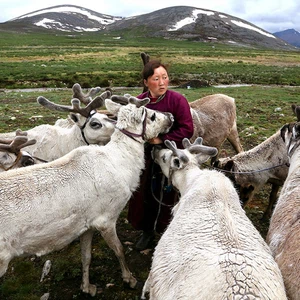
[144, 66, 169, 98]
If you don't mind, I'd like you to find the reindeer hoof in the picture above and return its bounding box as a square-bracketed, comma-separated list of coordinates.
[81, 283, 97, 297]
[123, 277, 139, 290]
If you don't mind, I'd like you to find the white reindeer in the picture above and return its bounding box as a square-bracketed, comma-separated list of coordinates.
[142, 137, 287, 300]
[0, 95, 173, 297]
[0, 90, 115, 162]
[266, 104, 300, 300]
[0, 131, 37, 171]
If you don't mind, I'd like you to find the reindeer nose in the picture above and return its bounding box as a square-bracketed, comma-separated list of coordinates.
[166, 112, 174, 123]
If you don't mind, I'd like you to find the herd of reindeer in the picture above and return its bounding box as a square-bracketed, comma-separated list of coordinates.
[0, 53, 299, 299]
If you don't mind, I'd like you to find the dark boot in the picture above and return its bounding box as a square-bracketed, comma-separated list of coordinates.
[135, 230, 155, 251]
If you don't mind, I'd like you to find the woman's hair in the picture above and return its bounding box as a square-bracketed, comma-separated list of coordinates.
[141, 60, 169, 80]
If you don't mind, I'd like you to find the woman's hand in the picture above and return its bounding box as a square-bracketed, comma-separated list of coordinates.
[148, 137, 163, 145]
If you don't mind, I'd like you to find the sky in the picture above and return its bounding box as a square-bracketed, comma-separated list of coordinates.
[0, 0, 299, 33]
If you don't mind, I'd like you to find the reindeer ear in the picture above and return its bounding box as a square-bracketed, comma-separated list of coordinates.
[70, 113, 80, 124]
[105, 99, 121, 115]
[280, 124, 290, 142]
[224, 160, 234, 171]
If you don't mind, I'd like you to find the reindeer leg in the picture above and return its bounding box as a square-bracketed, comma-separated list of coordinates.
[227, 121, 243, 153]
[141, 274, 151, 299]
[0, 242, 16, 278]
[98, 223, 137, 289]
[80, 229, 97, 296]
[262, 184, 280, 221]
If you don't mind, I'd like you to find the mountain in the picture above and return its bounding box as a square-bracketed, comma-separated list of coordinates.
[0, 5, 297, 50]
[1, 5, 122, 32]
[273, 29, 300, 48]
[104, 6, 295, 50]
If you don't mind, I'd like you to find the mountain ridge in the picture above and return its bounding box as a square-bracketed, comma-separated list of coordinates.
[0, 5, 297, 50]
[273, 29, 300, 48]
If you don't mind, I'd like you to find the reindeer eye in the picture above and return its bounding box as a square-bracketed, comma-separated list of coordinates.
[89, 120, 103, 129]
[151, 113, 156, 121]
[21, 157, 35, 167]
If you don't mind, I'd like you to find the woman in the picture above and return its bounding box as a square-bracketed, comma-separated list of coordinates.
[128, 59, 194, 250]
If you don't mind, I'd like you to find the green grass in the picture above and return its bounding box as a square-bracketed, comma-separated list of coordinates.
[0, 31, 299, 89]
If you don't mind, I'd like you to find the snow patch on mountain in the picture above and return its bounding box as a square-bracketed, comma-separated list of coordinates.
[168, 9, 214, 31]
[35, 18, 102, 32]
[231, 20, 275, 38]
[15, 5, 120, 24]
[168, 8, 274, 39]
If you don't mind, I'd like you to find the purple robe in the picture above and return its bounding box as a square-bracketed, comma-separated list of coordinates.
[128, 90, 194, 234]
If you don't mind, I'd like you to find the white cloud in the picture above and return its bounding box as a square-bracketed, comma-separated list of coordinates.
[0, 0, 299, 33]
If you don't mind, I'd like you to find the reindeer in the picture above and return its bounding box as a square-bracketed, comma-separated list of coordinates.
[266, 104, 300, 300]
[0, 130, 37, 171]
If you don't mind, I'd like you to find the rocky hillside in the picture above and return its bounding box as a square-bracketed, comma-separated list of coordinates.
[0, 5, 297, 50]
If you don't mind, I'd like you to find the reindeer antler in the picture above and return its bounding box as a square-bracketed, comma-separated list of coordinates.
[72, 83, 101, 105]
[0, 136, 37, 154]
[182, 137, 203, 150]
[0, 129, 28, 145]
[164, 137, 218, 163]
[291, 104, 300, 122]
[15, 129, 28, 136]
[164, 140, 189, 164]
[182, 137, 218, 156]
[37, 90, 111, 118]
[111, 94, 132, 105]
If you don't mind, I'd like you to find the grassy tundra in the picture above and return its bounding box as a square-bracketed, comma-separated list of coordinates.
[0, 31, 299, 89]
[0, 31, 299, 300]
